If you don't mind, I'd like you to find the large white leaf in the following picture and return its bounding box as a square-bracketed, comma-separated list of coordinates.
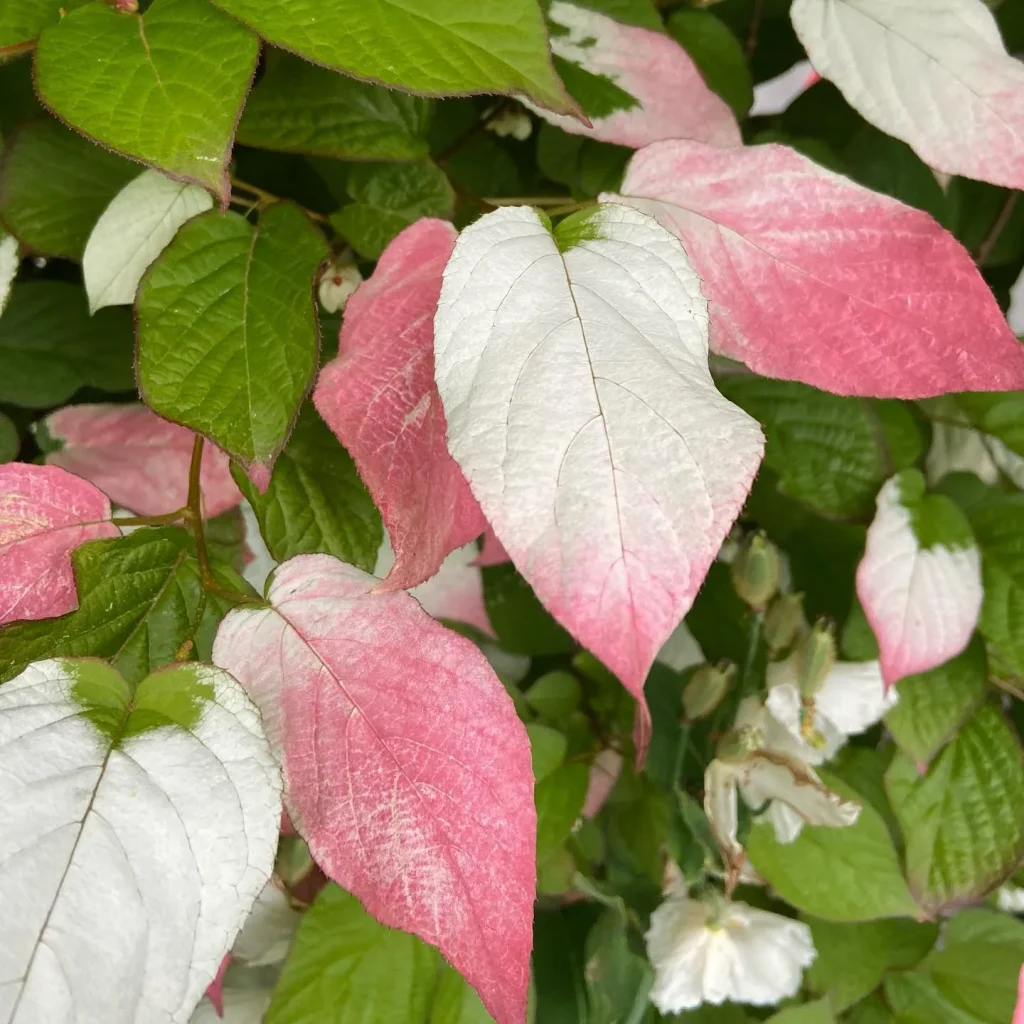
[83, 169, 213, 313]
[0, 658, 281, 1023]
[433, 203, 764, 753]
[791, 0, 1024, 190]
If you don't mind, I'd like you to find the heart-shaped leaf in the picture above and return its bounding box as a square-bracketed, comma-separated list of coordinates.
[212, 554, 535, 1024]
[136, 203, 328, 478]
[608, 141, 1024, 397]
[35, 0, 259, 202]
[0, 657, 281, 1022]
[314, 219, 485, 590]
[433, 202, 763, 756]
[0, 463, 119, 627]
[0, 0, 89, 57]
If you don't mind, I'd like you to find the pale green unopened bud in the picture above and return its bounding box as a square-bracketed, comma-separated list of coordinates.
[683, 660, 736, 721]
[763, 593, 805, 654]
[730, 531, 781, 611]
[796, 618, 837, 698]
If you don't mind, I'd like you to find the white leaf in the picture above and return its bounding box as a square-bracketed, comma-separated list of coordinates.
[790, 0, 1024, 189]
[434, 203, 763, 752]
[231, 883, 300, 967]
[0, 659, 281, 1024]
[0, 231, 18, 316]
[83, 170, 213, 314]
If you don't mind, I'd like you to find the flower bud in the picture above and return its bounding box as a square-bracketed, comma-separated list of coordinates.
[795, 618, 837, 699]
[318, 261, 362, 313]
[683, 660, 736, 721]
[763, 593, 805, 654]
[730, 531, 781, 611]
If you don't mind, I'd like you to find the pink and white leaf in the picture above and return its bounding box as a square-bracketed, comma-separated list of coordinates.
[609, 141, 1024, 397]
[527, 1, 740, 149]
[42, 404, 242, 518]
[314, 219, 486, 592]
[433, 203, 763, 760]
[791, 0, 1024, 191]
[212, 555, 534, 1024]
[0, 463, 119, 626]
[857, 473, 983, 687]
[475, 527, 511, 568]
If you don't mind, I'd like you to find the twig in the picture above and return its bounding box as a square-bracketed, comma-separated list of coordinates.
[229, 177, 329, 224]
[745, 0, 764, 58]
[975, 191, 1019, 265]
[115, 509, 187, 528]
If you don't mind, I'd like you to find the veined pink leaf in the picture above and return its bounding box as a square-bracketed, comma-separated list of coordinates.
[212, 555, 534, 1024]
[0, 463, 119, 625]
[434, 204, 763, 761]
[791, 0, 1024, 191]
[529, 1, 740, 149]
[42, 404, 242, 517]
[475, 528, 511, 568]
[314, 220, 486, 592]
[608, 141, 1024, 397]
[856, 471, 982, 686]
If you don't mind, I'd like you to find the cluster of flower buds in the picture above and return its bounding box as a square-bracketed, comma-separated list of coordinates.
[730, 530, 781, 612]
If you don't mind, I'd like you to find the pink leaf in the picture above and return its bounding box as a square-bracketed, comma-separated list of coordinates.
[212, 555, 534, 1024]
[527, 1, 740, 149]
[610, 141, 1024, 397]
[1014, 963, 1024, 1024]
[42, 404, 242, 517]
[0, 463, 119, 625]
[204, 955, 230, 1018]
[474, 528, 511, 568]
[314, 220, 486, 591]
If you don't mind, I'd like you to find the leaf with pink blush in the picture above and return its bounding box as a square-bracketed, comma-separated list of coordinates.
[608, 140, 1024, 398]
[41, 404, 242, 517]
[0, 463, 119, 626]
[212, 554, 534, 1024]
[314, 219, 485, 592]
[528, 1, 740, 149]
[856, 470, 982, 687]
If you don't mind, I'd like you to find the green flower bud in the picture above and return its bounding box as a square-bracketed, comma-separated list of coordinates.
[763, 592, 805, 654]
[796, 618, 837, 698]
[683, 660, 736, 721]
[730, 531, 781, 611]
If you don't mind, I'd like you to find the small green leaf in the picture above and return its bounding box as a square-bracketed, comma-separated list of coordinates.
[0, 118, 137, 259]
[266, 885, 440, 1023]
[482, 563, 575, 656]
[0, 0, 90, 57]
[525, 671, 582, 721]
[0, 412, 19, 462]
[952, 390, 1024, 460]
[35, 0, 259, 200]
[885, 703, 1024, 914]
[0, 281, 134, 407]
[804, 916, 938, 1011]
[536, 762, 589, 858]
[884, 636, 988, 768]
[209, 0, 578, 114]
[747, 771, 919, 921]
[0, 527, 252, 685]
[764, 999, 835, 1024]
[331, 161, 454, 260]
[231, 404, 382, 572]
[528, 723, 568, 782]
[137, 202, 328, 472]
[667, 9, 753, 116]
[894, 469, 975, 550]
[583, 908, 653, 1024]
[237, 48, 432, 161]
[203, 507, 250, 573]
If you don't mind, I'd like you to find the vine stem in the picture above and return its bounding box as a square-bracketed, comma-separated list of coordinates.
[229, 177, 329, 224]
[482, 196, 577, 207]
[975, 191, 1018, 265]
[745, 0, 764, 57]
[739, 612, 765, 696]
[115, 509, 187, 528]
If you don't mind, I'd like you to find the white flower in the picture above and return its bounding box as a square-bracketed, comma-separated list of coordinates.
[318, 262, 362, 313]
[486, 108, 533, 140]
[646, 894, 816, 1012]
[765, 656, 897, 765]
[998, 885, 1024, 914]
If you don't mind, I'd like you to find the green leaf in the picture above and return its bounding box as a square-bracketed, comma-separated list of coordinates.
[534, 906, 594, 1024]
[208, 0, 577, 114]
[528, 723, 568, 782]
[683, 561, 751, 665]
[0, 527, 250, 685]
[0, 55, 43, 137]
[237, 48, 432, 161]
[551, 55, 639, 120]
[266, 885, 440, 1023]
[883, 971, 983, 1024]
[137, 202, 328, 472]
[331, 160, 454, 259]
[952, 391, 1024, 459]
[559, 0, 664, 32]
[718, 376, 904, 519]
[925, 939, 1024, 1024]
[894, 469, 975, 550]
[968, 496, 1024, 675]
[948, 178, 1024, 268]
[747, 771, 919, 921]
[431, 964, 497, 1024]
[714, 0, 804, 83]
[0, 281, 134, 407]
[35, 0, 259, 200]
[525, 670, 582, 721]
[666, 9, 753, 117]
[537, 123, 631, 199]
[203, 507, 250, 574]
[643, 662, 686, 792]
[884, 635, 988, 768]
[0, 118, 137, 259]
[0, 0, 90, 57]
[583, 908, 653, 1024]
[845, 993, 896, 1024]
[482, 563, 575, 656]
[232, 404, 381, 572]
[764, 1000, 834, 1024]
[804, 916, 938, 1011]
[885, 703, 1024, 914]
[537, 762, 589, 858]
[0, 412, 18, 462]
